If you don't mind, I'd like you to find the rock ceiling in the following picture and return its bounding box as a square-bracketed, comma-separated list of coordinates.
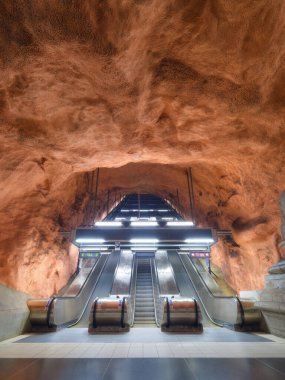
[0, 0, 285, 296]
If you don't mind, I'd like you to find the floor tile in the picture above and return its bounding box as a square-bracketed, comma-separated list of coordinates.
[103, 358, 197, 380]
[257, 358, 285, 375]
[0, 359, 35, 380]
[185, 358, 285, 380]
[3, 359, 111, 380]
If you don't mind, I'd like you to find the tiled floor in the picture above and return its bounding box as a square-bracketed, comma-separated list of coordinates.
[15, 327, 273, 343]
[0, 329, 285, 379]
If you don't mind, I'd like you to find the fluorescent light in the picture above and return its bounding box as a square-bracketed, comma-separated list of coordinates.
[140, 209, 154, 212]
[131, 221, 158, 227]
[167, 221, 194, 226]
[179, 246, 208, 251]
[158, 209, 168, 212]
[80, 247, 108, 251]
[121, 210, 130, 212]
[115, 217, 126, 220]
[95, 221, 122, 227]
[130, 238, 159, 244]
[131, 247, 157, 251]
[162, 217, 175, 221]
[76, 238, 105, 243]
[184, 238, 214, 243]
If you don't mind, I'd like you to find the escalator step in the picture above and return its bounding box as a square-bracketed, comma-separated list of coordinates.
[135, 307, 154, 312]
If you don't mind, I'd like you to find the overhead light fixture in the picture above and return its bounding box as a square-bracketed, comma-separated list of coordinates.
[184, 238, 214, 243]
[158, 209, 168, 212]
[130, 238, 159, 244]
[131, 247, 157, 251]
[115, 217, 126, 221]
[167, 221, 194, 227]
[76, 238, 105, 243]
[131, 221, 158, 227]
[80, 247, 108, 251]
[162, 217, 175, 221]
[95, 221, 122, 227]
[140, 209, 154, 212]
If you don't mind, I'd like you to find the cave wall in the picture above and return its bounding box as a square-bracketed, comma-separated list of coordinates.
[0, 0, 285, 297]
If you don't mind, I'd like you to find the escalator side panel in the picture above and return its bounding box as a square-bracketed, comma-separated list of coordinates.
[74, 250, 121, 327]
[155, 250, 179, 296]
[51, 255, 109, 327]
[167, 251, 212, 326]
[111, 250, 133, 296]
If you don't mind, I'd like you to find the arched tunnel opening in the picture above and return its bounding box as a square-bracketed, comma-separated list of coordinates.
[0, 162, 282, 299]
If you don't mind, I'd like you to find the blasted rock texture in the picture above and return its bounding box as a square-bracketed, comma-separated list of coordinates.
[0, 0, 285, 296]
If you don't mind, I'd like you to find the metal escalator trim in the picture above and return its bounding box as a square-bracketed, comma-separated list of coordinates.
[193, 298, 199, 327]
[166, 297, 170, 328]
[178, 253, 223, 327]
[47, 297, 56, 328]
[65, 255, 102, 299]
[93, 298, 99, 328]
[155, 251, 180, 296]
[121, 297, 126, 328]
[62, 257, 100, 298]
[130, 258, 138, 327]
[150, 257, 160, 327]
[152, 256, 162, 325]
[188, 255, 237, 299]
[57, 254, 108, 327]
[69, 255, 108, 326]
[109, 249, 122, 295]
[236, 297, 245, 328]
[184, 254, 251, 327]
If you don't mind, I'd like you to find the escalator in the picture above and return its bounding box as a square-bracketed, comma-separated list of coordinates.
[133, 257, 156, 326]
[74, 251, 120, 327]
[167, 251, 214, 327]
[175, 252, 261, 329]
[27, 251, 120, 329]
[62, 257, 99, 297]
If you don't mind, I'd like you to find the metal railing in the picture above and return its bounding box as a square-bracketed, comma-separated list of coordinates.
[48, 255, 108, 327]
[130, 257, 138, 327]
[179, 253, 242, 327]
[151, 258, 163, 326]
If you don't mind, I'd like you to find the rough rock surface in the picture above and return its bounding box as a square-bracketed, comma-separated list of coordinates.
[0, 0, 285, 297]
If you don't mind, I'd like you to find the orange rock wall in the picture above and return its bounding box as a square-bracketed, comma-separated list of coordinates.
[0, 1, 284, 296]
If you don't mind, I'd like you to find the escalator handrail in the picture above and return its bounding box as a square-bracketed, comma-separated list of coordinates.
[130, 258, 138, 327]
[92, 297, 99, 328]
[185, 254, 247, 325]
[165, 297, 171, 328]
[48, 254, 108, 327]
[121, 297, 126, 328]
[150, 257, 160, 327]
[109, 249, 122, 296]
[186, 255, 238, 300]
[57, 266, 81, 296]
[179, 253, 223, 327]
[47, 297, 56, 328]
[51, 255, 103, 301]
[129, 252, 136, 299]
[168, 253, 181, 295]
[236, 296, 245, 327]
[193, 298, 199, 327]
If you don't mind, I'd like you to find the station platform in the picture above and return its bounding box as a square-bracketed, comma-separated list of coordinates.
[1, 328, 285, 379]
